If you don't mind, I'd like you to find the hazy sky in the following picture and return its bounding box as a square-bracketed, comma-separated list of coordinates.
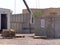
[0, 0, 60, 14]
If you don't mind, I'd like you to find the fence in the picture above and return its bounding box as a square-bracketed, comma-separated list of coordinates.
[34, 16, 60, 38]
[10, 14, 60, 38]
[10, 14, 34, 34]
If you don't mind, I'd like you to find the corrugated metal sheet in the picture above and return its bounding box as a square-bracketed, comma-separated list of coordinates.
[35, 17, 47, 36]
[10, 13, 60, 38]
[34, 16, 60, 38]
[10, 14, 31, 33]
[55, 16, 60, 38]
[10, 14, 24, 22]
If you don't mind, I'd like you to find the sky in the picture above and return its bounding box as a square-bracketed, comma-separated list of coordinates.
[0, 0, 60, 14]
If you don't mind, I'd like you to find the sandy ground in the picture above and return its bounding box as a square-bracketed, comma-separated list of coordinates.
[0, 37, 60, 45]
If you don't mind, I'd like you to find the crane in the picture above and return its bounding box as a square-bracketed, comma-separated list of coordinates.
[23, 0, 33, 24]
[23, 0, 31, 13]
[23, 0, 33, 33]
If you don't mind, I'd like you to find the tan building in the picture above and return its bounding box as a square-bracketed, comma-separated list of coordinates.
[22, 8, 60, 16]
[22, 8, 60, 38]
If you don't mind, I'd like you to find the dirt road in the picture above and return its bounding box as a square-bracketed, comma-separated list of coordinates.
[0, 37, 60, 45]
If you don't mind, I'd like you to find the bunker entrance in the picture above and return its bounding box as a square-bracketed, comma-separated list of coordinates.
[1, 14, 7, 32]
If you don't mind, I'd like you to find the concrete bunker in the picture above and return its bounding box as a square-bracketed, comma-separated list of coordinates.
[0, 8, 12, 33]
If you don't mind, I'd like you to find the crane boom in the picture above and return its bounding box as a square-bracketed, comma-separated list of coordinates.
[23, 0, 33, 24]
[23, 0, 34, 33]
[23, 0, 31, 14]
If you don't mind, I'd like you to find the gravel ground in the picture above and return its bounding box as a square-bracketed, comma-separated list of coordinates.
[0, 37, 60, 45]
